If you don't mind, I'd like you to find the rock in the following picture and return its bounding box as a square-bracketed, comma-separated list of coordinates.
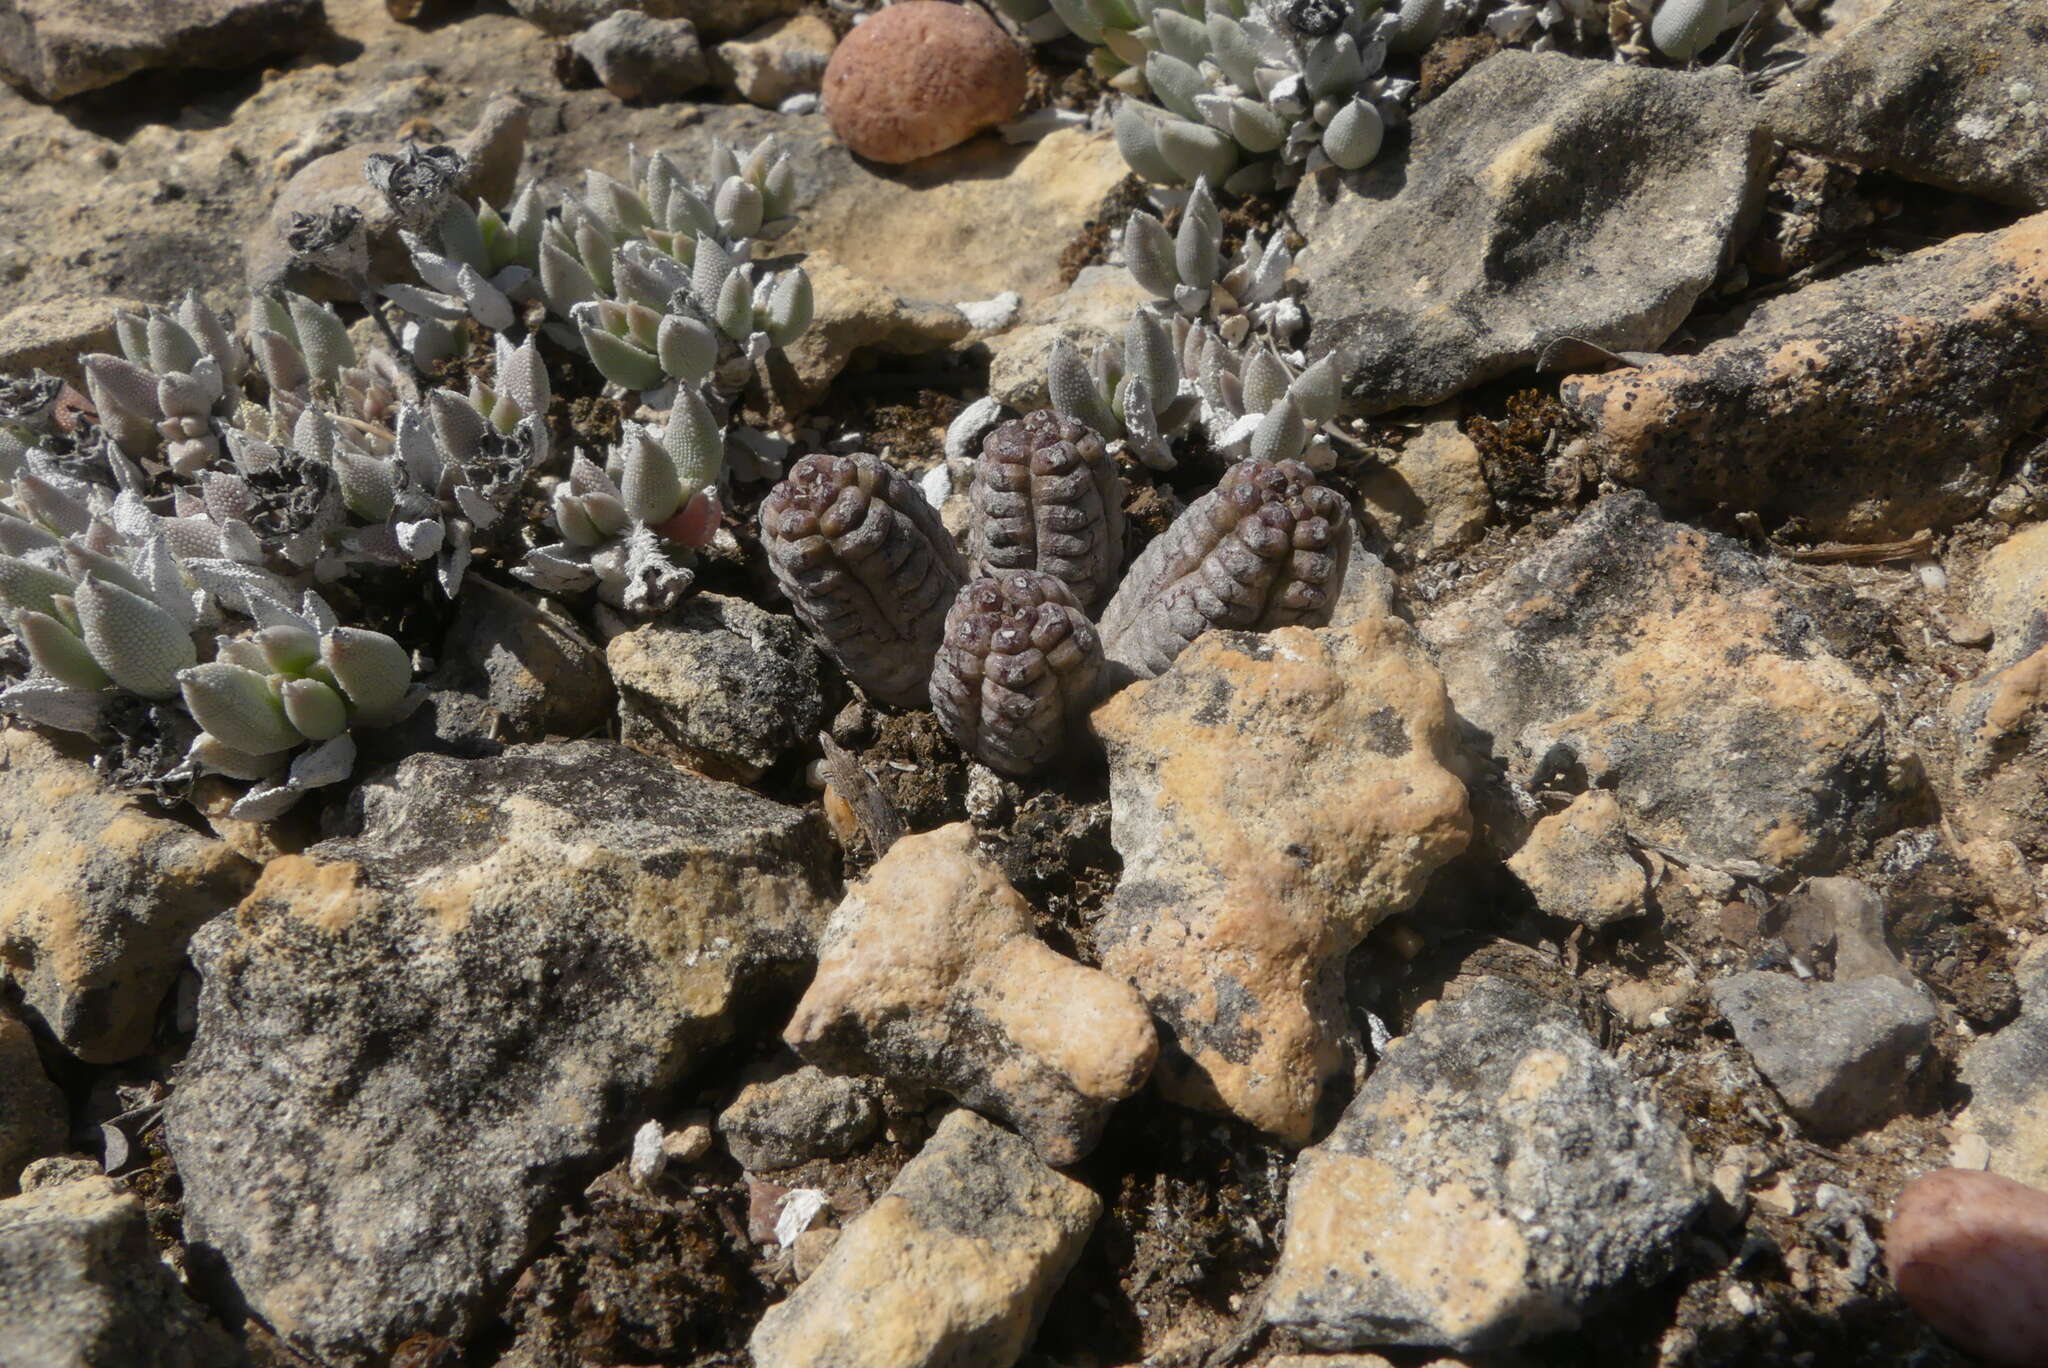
[0, 1008, 64, 1196]
[1352, 411, 1492, 559]
[0, 295, 148, 389]
[509, 0, 802, 40]
[985, 266, 1160, 412]
[164, 741, 835, 1365]
[785, 823, 1156, 1165]
[773, 254, 970, 412]
[249, 95, 531, 301]
[0, 0, 322, 102]
[1565, 211, 2048, 542]
[749, 1108, 1099, 1368]
[821, 2, 1027, 165]
[718, 1063, 881, 1172]
[714, 14, 835, 108]
[1091, 614, 1471, 1143]
[606, 592, 824, 783]
[571, 12, 711, 102]
[0, 729, 256, 1063]
[1950, 522, 2048, 856]
[1887, 1168, 2048, 1368]
[0, 1177, 241, 1367]
[1710, 970, 1936, 1139]
[1762, 0, 2048, 211]
[1292, 51, 1768, 414]
[1420, 492, 1911, 873]
[1756, 876, 1914, 985]
[434, 577, 614, 744]
[1959, 943, 2048, 1190]
[1263, 978, 1704, 1352]
[1506, 790, 1647, 928]
[18, 1155, 100, 1192]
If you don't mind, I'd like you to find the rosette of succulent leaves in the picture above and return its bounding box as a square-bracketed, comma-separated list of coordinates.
[1454, 0, 1759, 63]
[1048, 178, 1343, 471]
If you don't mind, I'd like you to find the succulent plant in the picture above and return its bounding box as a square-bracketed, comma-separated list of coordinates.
[760, 452, 968, 708]
[365, 141, 468, 233]
[76, 293, 246, 471]
[1097, 456, 1351, 678]
[385, 181, 546, 339]
[968, 410, 1126, 613]
[1647, 0, 1730, 58]
[1121, 179, 1302, 344]
[1186, 327, 1344, 469]
[1048, 313, 1199, 471]
[930, 571, 1105, 776]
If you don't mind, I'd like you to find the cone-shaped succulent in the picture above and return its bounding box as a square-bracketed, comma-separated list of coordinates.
[1097, 457, 1352, 679]
[968, 410, 1126, 613]
[930, 571, 1105, 777]
[760, 452, 969, 708]
[73, 574, 197, 699]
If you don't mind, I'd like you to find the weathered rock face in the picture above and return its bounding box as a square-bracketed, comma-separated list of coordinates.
[1263, 978, 1704, 1353]
[606, 593, 824, 783]
[0, 1007, 64, 1196]
[749, 1109, 1099, 1368]
[1565, 213, 2048, 541]
[1960, 943, 2048, 1190]
[1421, 492, 1911, 873]
[1352, 413, 1492, 561]
[0, 1177, 242, 1368]
[1092, 615, 1471, 1144]
[1505, 789, 1648, 928]
[434, 578, 614, 744]
[786, 823, 1156, 1166]
[0, 0, 322, 102]
[1762, 0, 2048, 211]
[1292, 51, 1768, 414]
[0, 296, 145, 388]
[1710, 970, 1937, 1139]
[1951, 522, 2048, 857]
[165, 741, 836, 1366]
[985, 266, 1154, 412]
[717, 1063, 882, 1172]
[0, 729, 256, 1063]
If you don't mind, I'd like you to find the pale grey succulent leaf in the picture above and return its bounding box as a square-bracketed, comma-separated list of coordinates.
[0, 677, 113, 734]
[1113, 100, 1182, 184]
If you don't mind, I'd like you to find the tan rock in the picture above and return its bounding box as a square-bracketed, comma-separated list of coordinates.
[715, 13, 836, 108]
[786, 823, 1156, 1165]
[1951, 522, 2048, 856]
[1352, 412, 1491, 559]
[1091, 614, 1471, 1143]
[0, 1008, 64, 1196]
[749, 1108, 1099, 1368]
[822, 2, 1026, 164]
[1960, 943, 2048, 1192]
[0, 729, 256, 1063]
[0, 0, 322, 102]
[0, 295, 148, 389]
[1506, 790, 1647, 928]
[770, 254, 970, 411]
[984, 266, 1155, 411]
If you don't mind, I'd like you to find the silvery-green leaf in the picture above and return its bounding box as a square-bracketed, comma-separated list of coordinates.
[1322, 98, 1385, 171]
[1388, 0, 1447, 53]
[1151, 6, 1209, 62]
[427, 389, 489, 466]
[256, 622, 321, 674]
[75, 575, 194, 699]
[452, 264, 515, 333]
[1122, 211, 1178, 298]
[179, 662, 299, 754]
[1124, 310, 1181, 412]
[299, 590, 338, 635]
[585, 170, 654, 236]
[0, 554, 78, 623]
[14, 472, 94, 537]
[321, 627, 413, 721]
[0, 512, 61, 558]
[662, 385, 724, 496]
[715, 178, 765, 239]
[619, 423, 682, 525]
[1113, 100, 1182, 184]
[1144, 51, 1208, 121]
[82, 354, 162, 457]
[19, 611, 109, 689]
[226, 777, 303, 822]
[1243, 346, 1291, 413]
[516, 543, 601, 594]
[1175, 183, 1221, 290]
[436, 196, 489, 271]
[189, 733, 289, 781]
[1302, 33, 1365, 99]
[762, 268, 813, 347]
[571, 213, 618, 295]
[0, 677, 112, 734]
[1205, 12, 1260, 88]
[334, 448, 398, 521]
[1048, 336, 1121, 439]
[286, 295, 355, 389]
[1100, 23, 1152, 66]
[289, 732, 358, 787]
[451, 483, 496, 530]
[381, 282, 468, 321]
[1046, 0, 1108, 43]
[182, 559, 289, 615]
[1249, 394, 1308, 464]
[114, 310, 149, 365]
[280, 677, 349, 741]
[539, 240, 601, 317]
[1228, 98, 1288, 153]
[554, 488, 602, 547]
[714, 268, 755, 342]
[1651, 0, 1729, 59]
[147, 313, 202, 376]
[656, 313, 718, 387]
[691, 235, 735, 312]
[1290, 353, 1340, 422]
[133, 533, 198, 629]
[580, 323, 666, 391]
[250, 328, 310, 394]
[506, 184, 547, 269]
[395, 518, 444, 560]
[1155, 117, 1238, 186]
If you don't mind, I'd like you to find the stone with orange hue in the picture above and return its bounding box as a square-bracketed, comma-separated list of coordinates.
[1090, 613, 1471, 1144]
[1421, 492, 1913, 874]
[822, 1, 1026, 164]
[164, 741, 834, 1367]
[1950, 522, 2048, 859]
[0, 728, 256, 1064]
[1564, 211, 2048, 541]
[1887, 1168, 2048, 1368]
[1264, 978, 1704, 1353]
[786, 823, 1156, 1165]
[1506, 789, 1647, 928]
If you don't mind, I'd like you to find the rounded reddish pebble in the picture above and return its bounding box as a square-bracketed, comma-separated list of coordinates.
[1888, 1168, 2048, 1366]
[821, 1, 1028, 164]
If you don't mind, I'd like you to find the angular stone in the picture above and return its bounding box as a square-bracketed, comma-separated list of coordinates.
[607, 592, 824, 783]
[1352, 412, 1491, 560]
[1960, 943, 2048, 1191]
[1950, 522, 2048, 857]
[1505, 790, 1647, 928]
[0, 1008, 64, 1196]
[1264, 978, 1704, 1352]
[1092, 615, 1471, 1143]
[508, 0, 803, 40]
[1711, 970, 1937, 1139]
[435, 577, 614, 744]
[1758, 876, 1914, 985]
[0, 1177, 241, 1367]
[165, 741, 835, 1365]
[0, 729, 256, 1063]
[749, 1109, 1098, 1368]
[1565, 212, 2048, 542]
[772, 254, 970, 411]
[717, 1062, 881, 1172]
[1292, 51, 1768, 414]
[571, 12, 711, 102]
[713, 13, 835, 108]
[0, 0, 322, 102]
[1762, 0, 2048, 211]
[1420, 492, 1911, 873]
[786, 823, 1156, 1165]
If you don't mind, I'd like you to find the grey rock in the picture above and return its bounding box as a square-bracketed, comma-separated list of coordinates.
[1264, 978, 1705, 1352]
[0, 729, 257, 1064]
[0, 1177, 243, 1368]
[1565, 211, 2048, 542]
[1505, 789, 1648, 928]
[164, 741, 835, 1365]
[606, 593, 825, 783]
[0, 0, 322, 102]
[1757, 877, 1914, 985]
[571, 12, 711, 102]
[717, 1063, 881, 1171]
[1711, 970, 1937, 1139]
[1949, 522, 2048, 856]
[1762, 0, 2048, 210]
[1959, 943, 2048, 1190]
[1350, 410, 1491, 560]
[0, 1008, 65, 1196]
[749, 1109, 1100, 1368]
[435, 577, 614, 743]
[1421, 492, 1913, 874]
[509, 0, 803, 40]
[984, 266, 1154, 412]
[1292, 51, 1768, 414]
